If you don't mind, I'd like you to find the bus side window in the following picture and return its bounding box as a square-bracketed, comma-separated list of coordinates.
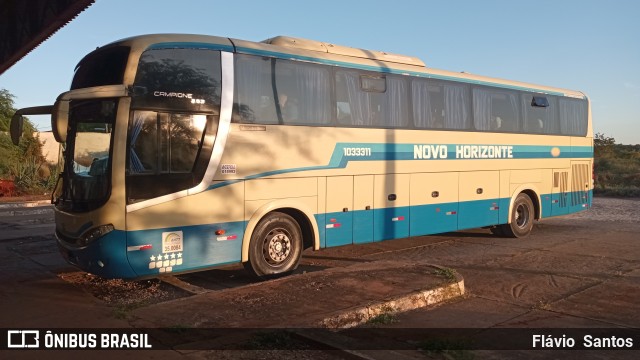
[127, 111, 215, 203]
[274, 59, 331, 126]
[559, 98, 588, 136]
[522, 94, 561, 134]
[473, 88, 518, 132]
[335, 71, 362, 126]
[413, 80, 447, 129]
[491, 92, 520, 132]
[336, 70, 407, 128]
[234, 55, 278, 124]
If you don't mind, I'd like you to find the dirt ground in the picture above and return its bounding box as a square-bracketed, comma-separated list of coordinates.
[2, 196, 639, 359]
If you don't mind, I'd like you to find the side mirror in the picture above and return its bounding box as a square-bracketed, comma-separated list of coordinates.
[10, 113, 23, 145]
[9, 105, 54, 145]
[52, 100, 69, 143]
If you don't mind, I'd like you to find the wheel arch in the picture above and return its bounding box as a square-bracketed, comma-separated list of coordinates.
[507, 185, 542, 223]
[241, 199, 319, 262]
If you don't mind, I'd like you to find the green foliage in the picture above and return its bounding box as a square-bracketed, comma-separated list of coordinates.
[594, 133, 640, 197]
[0, 88, 53, 195]
[367, 312, 397, 325]
[594, 132, 616, 158]
[11, 157, 42, 190]
[434, 267, 458, 283]
[0, 89, 16, 132]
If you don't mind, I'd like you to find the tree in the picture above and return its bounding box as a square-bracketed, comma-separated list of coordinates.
[0, 88, 16, 131]
[0, 88, 48, 194]
[594, 132, 616, 158]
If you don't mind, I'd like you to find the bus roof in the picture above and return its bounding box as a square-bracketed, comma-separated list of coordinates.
[261, 36, 427, 68]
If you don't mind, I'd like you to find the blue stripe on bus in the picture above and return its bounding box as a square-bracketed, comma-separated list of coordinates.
[208, 143, 593, 191]
[148, 42, 235, 52]
[125, 220, 246, 278]
[77, 189, 587, 278]
[66, 190, 590, 279]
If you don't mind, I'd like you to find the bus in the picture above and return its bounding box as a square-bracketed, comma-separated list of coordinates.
[11, 34, 593, 279]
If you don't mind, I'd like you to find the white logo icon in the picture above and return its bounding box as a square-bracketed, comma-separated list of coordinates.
[7, 330, 39, 348]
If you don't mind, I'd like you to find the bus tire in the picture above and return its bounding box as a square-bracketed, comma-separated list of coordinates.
[500, 193, 534, 238]
[244, 212, 302, 279]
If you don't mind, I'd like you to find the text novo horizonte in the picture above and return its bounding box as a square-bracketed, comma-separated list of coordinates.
[413, 144, 513, 160]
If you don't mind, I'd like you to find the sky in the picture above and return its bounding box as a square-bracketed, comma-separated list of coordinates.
[1, 0, 639, 144]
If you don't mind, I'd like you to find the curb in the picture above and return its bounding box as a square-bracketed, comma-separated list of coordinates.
[0, 200, 53, 217]
[319, 265, 465, 329]
[291, 266, 465, 360]
[0, 199, 51, 209]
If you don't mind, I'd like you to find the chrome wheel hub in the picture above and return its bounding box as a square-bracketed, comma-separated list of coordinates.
[265, 230, 291, 264]
[515, 204, 529, 228]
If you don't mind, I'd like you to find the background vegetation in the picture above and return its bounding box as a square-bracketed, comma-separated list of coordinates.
[594, 133, 640, 197]
[0, 88, 58, 196]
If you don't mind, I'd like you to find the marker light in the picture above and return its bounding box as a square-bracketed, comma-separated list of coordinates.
[78, 224, 114, 247]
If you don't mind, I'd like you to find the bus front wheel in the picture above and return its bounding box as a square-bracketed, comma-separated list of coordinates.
[244, 212, 302, 279]
[500, 193, 535, 238]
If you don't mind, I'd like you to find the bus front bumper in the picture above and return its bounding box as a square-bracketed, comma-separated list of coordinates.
[56, 229, 137, 279]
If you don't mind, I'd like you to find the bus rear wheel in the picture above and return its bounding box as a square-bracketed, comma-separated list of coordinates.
[500, 193, 535, 238]
[244, 212, 302, 279]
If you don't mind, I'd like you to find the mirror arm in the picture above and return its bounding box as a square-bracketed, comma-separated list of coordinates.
[10, 105, 54, 145]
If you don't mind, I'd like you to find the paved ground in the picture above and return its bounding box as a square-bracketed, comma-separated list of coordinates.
[0, 197, 638, 359]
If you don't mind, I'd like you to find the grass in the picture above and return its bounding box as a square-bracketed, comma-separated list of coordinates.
[366, 304, 398, 325]
[594, 140, 640, 197]
[434, 267, 458, 283]
[367, 312, 397, 325]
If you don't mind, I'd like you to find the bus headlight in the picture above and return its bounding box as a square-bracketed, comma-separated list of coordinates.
[79, 224, 114, 247]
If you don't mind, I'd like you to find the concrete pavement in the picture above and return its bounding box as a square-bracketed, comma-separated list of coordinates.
[1, 197, 639, 359]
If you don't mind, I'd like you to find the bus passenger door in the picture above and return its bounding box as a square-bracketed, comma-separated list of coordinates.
[325, 176, 353, 247]
[353, 175, 374, 244]
[373, 174, 410, 241]
[458, 171, 500, 230]
[551, 169, 569, 216]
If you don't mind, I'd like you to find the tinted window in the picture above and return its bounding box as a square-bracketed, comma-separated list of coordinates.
[559, 98, 588, 136]
[126, 110, 218, 203]
[132, 49, 222, 113]
[233, 55, 332, 126]
[275, 60, 331, 125]
[58, 100, 117, 212]
[335, 70, 408, 128]
[522, 94, 558, 134]
[71, 46, 130, 89]
[413, 79, 471, 130]
[234, 55, 278, 124]
[473, 88, 520, 132]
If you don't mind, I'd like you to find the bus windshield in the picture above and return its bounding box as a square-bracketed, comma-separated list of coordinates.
[57, 99, 117, 212]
